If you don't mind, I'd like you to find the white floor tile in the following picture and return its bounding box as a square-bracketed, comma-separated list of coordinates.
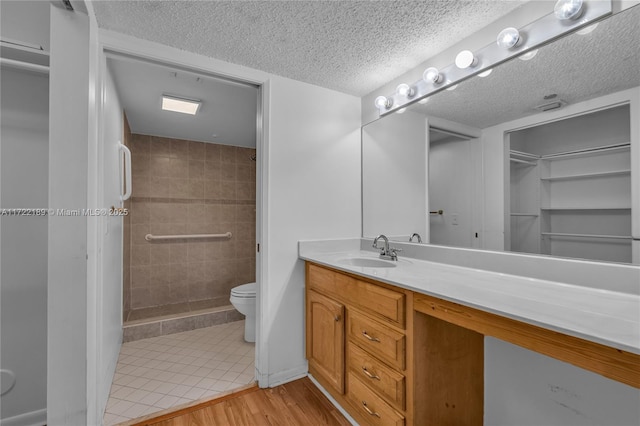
[180, 375, 203, 387]
[104, 321, 254, 424]
[110, 386, 137, 400]
[154, 394, 180, 409]
[154, 382, 177, 394]
[182, 386, 207, 401]
[209, 380, 233, 392]
[138, 391, 165, 406]
[106, 398, 135, 415]
[121, 402, 154, 419]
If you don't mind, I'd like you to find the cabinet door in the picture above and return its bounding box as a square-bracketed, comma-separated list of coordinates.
[306, 289, 345, 394]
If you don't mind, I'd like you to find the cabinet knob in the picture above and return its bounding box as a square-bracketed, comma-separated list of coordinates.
[362, 331, 381, 342]
[334, 315, 341, 322]
[362, 401, 381, 418]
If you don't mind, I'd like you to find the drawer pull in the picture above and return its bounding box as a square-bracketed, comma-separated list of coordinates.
[335, 315, 341, 322]
[362, 331, 381, 342]
[362, 401, 381, 418]
[362, 366, 380, 380]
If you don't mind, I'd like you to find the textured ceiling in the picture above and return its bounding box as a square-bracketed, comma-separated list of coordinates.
[407, 4, 640, 129]
[92, 0, 526, 96]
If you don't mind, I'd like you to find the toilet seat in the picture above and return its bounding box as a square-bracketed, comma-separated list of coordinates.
[231, 282, 256, 298]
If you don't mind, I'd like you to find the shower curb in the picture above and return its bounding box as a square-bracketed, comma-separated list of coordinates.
[123, 305, 244, 342]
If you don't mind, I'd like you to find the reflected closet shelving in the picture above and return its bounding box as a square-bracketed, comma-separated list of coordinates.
[508, 104, 632, 263]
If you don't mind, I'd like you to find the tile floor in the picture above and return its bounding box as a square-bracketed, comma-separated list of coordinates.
[103, 321, 255, 425]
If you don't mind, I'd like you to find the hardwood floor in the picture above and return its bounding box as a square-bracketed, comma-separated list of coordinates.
[129, 377, 351, 426]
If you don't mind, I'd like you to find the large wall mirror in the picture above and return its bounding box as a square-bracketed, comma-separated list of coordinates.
[362, 4, 639, 264]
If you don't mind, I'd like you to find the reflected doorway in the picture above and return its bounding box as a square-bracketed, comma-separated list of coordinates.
[428, 128, 475, 248]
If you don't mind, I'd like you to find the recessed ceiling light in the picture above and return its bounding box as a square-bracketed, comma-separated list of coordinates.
[161, 95, 201, 115]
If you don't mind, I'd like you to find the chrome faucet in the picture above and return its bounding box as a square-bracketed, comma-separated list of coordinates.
[372, 234, 401, 261]
[409, 233, 422, 243]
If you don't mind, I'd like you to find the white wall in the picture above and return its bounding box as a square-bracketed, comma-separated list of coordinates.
[47, 4, 90, 425]
[0, 68, 49, 425]
[0, 0, 50, 51]
[264, 76, 361, 384]
[485, 338, 639, 425]
[362, 111, 427, 240]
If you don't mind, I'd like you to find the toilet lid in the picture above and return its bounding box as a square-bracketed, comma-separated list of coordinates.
[231, 282, 256, 297]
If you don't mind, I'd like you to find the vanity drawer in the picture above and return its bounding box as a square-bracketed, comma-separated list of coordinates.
[336, 274, 405, 328]
[348, 343, 405, 410]
[307, 263, 338, 292]
[347, 372, 405, 426]
[349, 311, 405, 370]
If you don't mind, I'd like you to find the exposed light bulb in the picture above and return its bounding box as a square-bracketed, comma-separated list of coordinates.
[422, 67, 443, 84]
[497, 27, 521, 49]
[396, 83, 415, 98]
[576, 22, 598, 35]
[478, 69, 493, 78]
[455, 50, 478, 69]
[554, 0, 584, 21]
[396, 108, 407, 114]
[374, 96, 391, 109]
[519, 49, 538, 61]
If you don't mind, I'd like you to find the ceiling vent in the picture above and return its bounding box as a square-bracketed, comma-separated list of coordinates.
[534, 99, 567, 112]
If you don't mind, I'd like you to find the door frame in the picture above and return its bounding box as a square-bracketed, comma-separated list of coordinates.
[91, 27, 272, 409]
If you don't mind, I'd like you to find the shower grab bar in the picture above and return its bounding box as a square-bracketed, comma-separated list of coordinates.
[145, 232, 232, 241]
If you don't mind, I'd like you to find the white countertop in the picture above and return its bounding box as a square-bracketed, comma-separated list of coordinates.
[299, 239, 640, 355]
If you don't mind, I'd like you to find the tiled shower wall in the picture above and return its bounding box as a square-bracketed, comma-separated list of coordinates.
[124, 134, 256, 319]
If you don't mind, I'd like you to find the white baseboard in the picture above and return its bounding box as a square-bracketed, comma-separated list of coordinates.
[1, 408, 47, 426]
[307, 374, 358, 426]
[265, 364, 308, 388]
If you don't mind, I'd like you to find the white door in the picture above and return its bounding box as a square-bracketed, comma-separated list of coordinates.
[428, 130, 475, 248]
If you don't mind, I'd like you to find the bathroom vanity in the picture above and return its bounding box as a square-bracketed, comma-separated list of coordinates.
[300, 239, 640, 425]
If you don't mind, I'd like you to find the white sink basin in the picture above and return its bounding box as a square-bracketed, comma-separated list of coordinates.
[337, 257, 397, 268]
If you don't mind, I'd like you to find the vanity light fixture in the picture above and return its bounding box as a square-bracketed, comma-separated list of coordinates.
[422, 67, 443, 84]
[161, 95, 201, 115]
[374, 95, 392, 110]
[455, 50, 478, 69]
[396, 83, 415, 98]
[497, 27, 522, 49]
[518, 49, 539, 61]
[373, 0, 609, 117]
[554, 0, 584, 21]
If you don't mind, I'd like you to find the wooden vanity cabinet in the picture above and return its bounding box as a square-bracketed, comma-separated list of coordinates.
[306, 289, 345, 394]
[306, 262, 412, 425]
[306, 262, 485, 426]
[306, 261, 640, 425]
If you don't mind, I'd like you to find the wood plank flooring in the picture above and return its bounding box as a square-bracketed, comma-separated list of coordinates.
[128, 377, 351, 426]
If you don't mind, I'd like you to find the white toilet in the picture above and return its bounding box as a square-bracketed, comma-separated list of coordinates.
[229, 282, 257, 342]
